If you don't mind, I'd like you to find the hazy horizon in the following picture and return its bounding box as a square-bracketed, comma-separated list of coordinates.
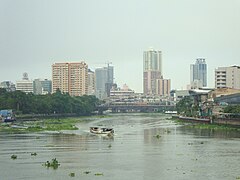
[1, 0, 240, 93]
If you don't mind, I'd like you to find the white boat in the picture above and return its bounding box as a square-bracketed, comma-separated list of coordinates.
[90, 127, 114, 135]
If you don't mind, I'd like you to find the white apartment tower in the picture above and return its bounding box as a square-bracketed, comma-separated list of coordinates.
[52, 62, 88, 96]
[215, 66, 240, 89]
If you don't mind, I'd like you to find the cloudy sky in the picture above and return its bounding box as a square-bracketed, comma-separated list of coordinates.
[1, 0, 240, 92]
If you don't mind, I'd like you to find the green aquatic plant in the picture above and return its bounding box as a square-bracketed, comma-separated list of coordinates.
[11, 155, 17, 159]
[95, 173, 104, 176]
[31, 152, 37, 156]
[108, 144, 112, 148]
[83, 171, 91, 174]
[69, 172, 75, 177]
[155, 134, 161, 139]
[44, 158, 60, 169]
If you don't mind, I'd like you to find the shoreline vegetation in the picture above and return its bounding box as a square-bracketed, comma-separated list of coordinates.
[172, 117, 240, 131]
[0, 115, 108, 133]
[0, 117, 81, 133]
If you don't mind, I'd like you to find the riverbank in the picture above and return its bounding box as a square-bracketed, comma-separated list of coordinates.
[172, 115, 240, 128]
[172, 115, 240, 131]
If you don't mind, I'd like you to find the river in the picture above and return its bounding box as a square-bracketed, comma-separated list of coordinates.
[0, 113, 240, 180]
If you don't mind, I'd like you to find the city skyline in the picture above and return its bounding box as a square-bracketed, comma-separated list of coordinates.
[1, 0, 240, 92]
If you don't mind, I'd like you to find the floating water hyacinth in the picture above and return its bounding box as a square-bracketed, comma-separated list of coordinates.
[11, 155, 17, 159]
[44, 158, 60, 169]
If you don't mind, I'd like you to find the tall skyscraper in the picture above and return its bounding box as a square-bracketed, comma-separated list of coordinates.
[190, 58, 207, 89]
[215, 66, 240, 89]
[95, 64, 114, 99]
[52, 62, 88, 96]
[143, 48, 162, 95]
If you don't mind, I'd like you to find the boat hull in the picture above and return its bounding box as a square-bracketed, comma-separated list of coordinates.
[90, 127, 114, 135]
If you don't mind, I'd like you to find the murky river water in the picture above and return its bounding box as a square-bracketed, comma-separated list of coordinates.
[0, 114, 240, 180]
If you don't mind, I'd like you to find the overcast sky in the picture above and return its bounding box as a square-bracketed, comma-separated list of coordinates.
[1, 0, 240, 92]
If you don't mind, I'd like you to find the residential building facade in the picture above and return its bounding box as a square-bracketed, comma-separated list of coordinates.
[156, 79, 171, 96]
[52, 62, 88, 96]
[143, 48, 162, 95]
[190, 58, 207, 89]
[215, 66, 240, 89]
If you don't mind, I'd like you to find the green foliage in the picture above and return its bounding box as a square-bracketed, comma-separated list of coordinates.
[176, 96, 195, 116]
[0, 118, 82, 132]
[223, 105, 240, 113]
[11, 154, 17, 159]
[0, 88, 99, 115]
[44, 158, 60, 169]
[69, 172, 75, 177]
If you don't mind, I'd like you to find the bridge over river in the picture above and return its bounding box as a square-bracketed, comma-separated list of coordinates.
[96, 103, 176, 113]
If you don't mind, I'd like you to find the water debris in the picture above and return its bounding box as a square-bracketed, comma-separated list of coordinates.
[44, 158, 60, 169]
[95, 173, 104, 176]
[188, 143, 193, 145]
[200, 142, 204, 144]
[31, 152, 37, 156]
[108, 144, 112, 148]
[11, 155, 17, 159]
[69, 172, 75, 177]
[83, 171, 91, 174]
[165, 129, 171, 133]
[155, 134, 161, 139]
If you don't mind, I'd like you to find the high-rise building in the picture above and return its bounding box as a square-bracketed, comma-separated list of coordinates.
[215, 66, 240, 89]
[52, 62, 88, 96]
[87, 69, 95, 95]
[156, 79, 171, 96]
[16, 73, 33, 93]
[33, 79, 52, 95]
[95, 65, 114, 99]
[143, 48, 162, 95]
[190, 58, 207, 89]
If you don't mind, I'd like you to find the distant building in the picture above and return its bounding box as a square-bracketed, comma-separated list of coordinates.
[170, 90, 190, 101]
[42, 79, 52, 94]
[52, 62, 88, 96]
[88, 69, 95, 95]
[190, 58, 207, 89]
[215, 66, 240, 89]
[33, 79, 52, 95]
[0, 81, 16, 92]
[95, 64, 114, 99]
[156, 79, 171, 96]
[143, 48, 162, 95]
[110, 84, 135, 98]
[16, 73, 33, 93]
